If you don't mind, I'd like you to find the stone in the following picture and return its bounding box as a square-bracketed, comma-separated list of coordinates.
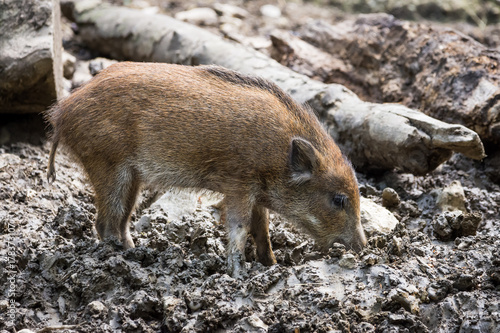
[382, 187, 400, 208]
[175, 8, 218, 26]
[62, 51, 76, 79]
[339, 253, 357, 269]
[85, 300, 107, 316]
[135, 215, 152, 233]
[260, 4, 281, 18]
[436, 180, 467, 212]
[360, 197, 399, 236]
[213, 3, 249, 19]
[88, 57, 118, 76]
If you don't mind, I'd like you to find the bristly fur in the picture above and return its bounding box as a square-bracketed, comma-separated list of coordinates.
[201, 66, 315, 119]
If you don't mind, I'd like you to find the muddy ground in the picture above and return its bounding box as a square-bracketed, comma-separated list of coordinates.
[1, 1, 500, 332]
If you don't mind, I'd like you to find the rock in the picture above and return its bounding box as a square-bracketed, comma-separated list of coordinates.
[387, 288, 420, 314]
[88, 57, 118, 76]
[246, 314, 269, 330]
[339, 253, 357, 269]
[260, 4, 281, 18]
[175, 8, 218, 26]
[436, 181, 467, 212]
[360, 197, 399, 236]
[213, 3, 249, 19]
[71, 60, 93, 88]
[432, 211, 482, 241]
[86, 300, 108, 317]
[17, 330, 35, 333]
[135, 215, 152, 233]
[0, 0, 64, 113]
[382, 187, 400, 208]
[62, 51, 76, 79]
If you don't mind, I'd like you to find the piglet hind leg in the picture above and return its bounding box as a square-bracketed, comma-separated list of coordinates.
[224, 195, 253, 278]
[87, 163, 139, 249]
[250, 205, 276, 266]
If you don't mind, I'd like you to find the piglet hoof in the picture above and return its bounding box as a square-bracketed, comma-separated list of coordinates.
[259, 252, 277, 267]
[226, 251, 246, 279]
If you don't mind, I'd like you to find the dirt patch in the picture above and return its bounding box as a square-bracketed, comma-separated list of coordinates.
[1, 120, 499, 332]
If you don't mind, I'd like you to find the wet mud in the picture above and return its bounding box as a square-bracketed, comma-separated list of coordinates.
[0, 131, 499, 332]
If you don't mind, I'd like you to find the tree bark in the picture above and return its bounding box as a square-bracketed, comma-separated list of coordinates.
[296, 14, 500, 145]
[63, 0, 485, 175]
[0, 0, 63, 113]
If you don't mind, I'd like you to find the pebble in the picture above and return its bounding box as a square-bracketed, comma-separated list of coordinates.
[436, 180, 467, 212]
[382, 187, 400, 208]
[360, 197, 399, 236]
[86, 300, 107, 316]
[213, 3, 249, 19]
[135, 215, 152, 233]
[62, 51, 76, 79]
[247, 314, 268, 330]
[339, 253, 357, 269]
[175, 8, 218, 26]
[89, 57, 118, 76]
[260, 4, 281, 18]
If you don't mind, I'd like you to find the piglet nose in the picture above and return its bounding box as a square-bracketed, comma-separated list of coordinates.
[351, 224, 367, 252]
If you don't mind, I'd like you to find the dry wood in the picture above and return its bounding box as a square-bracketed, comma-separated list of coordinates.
[295, 14, 500, 145]
[0, 0, 63, 113]
[62, 0, 485, 175]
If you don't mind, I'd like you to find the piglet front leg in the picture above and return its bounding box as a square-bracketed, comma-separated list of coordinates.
[224, 195, 252, 278]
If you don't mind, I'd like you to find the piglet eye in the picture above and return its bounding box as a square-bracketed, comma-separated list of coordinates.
[332, 194, 347, 209]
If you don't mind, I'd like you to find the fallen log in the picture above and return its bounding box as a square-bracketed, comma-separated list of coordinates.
[296, 15, 500, 145]
[327, 0, 500, 26]
[62, 0, 485, 175]
[0, 0, 64, 113]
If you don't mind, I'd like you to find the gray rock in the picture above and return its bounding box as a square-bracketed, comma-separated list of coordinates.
[175, 8, 218, 26]
[436, 180, 467, 212]
[86, 300, 108, 317]
[382, 187, 400, 208]
[360, 197, 399, 236]
[339, 253, 357, 269]
[62, 51, 76, 79]
[260, 4, 281, 18]
[89, 57, 118, 76]
[135, 215, 152, 233]
[213, 3, 249, 19]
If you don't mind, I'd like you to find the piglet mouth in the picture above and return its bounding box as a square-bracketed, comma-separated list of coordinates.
[326, 233, 366, 253]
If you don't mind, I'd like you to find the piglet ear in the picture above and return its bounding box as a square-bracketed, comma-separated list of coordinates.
[289, 138, 318, 184]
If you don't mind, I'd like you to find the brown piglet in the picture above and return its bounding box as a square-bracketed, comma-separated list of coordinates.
[46, 62, 366, 276]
